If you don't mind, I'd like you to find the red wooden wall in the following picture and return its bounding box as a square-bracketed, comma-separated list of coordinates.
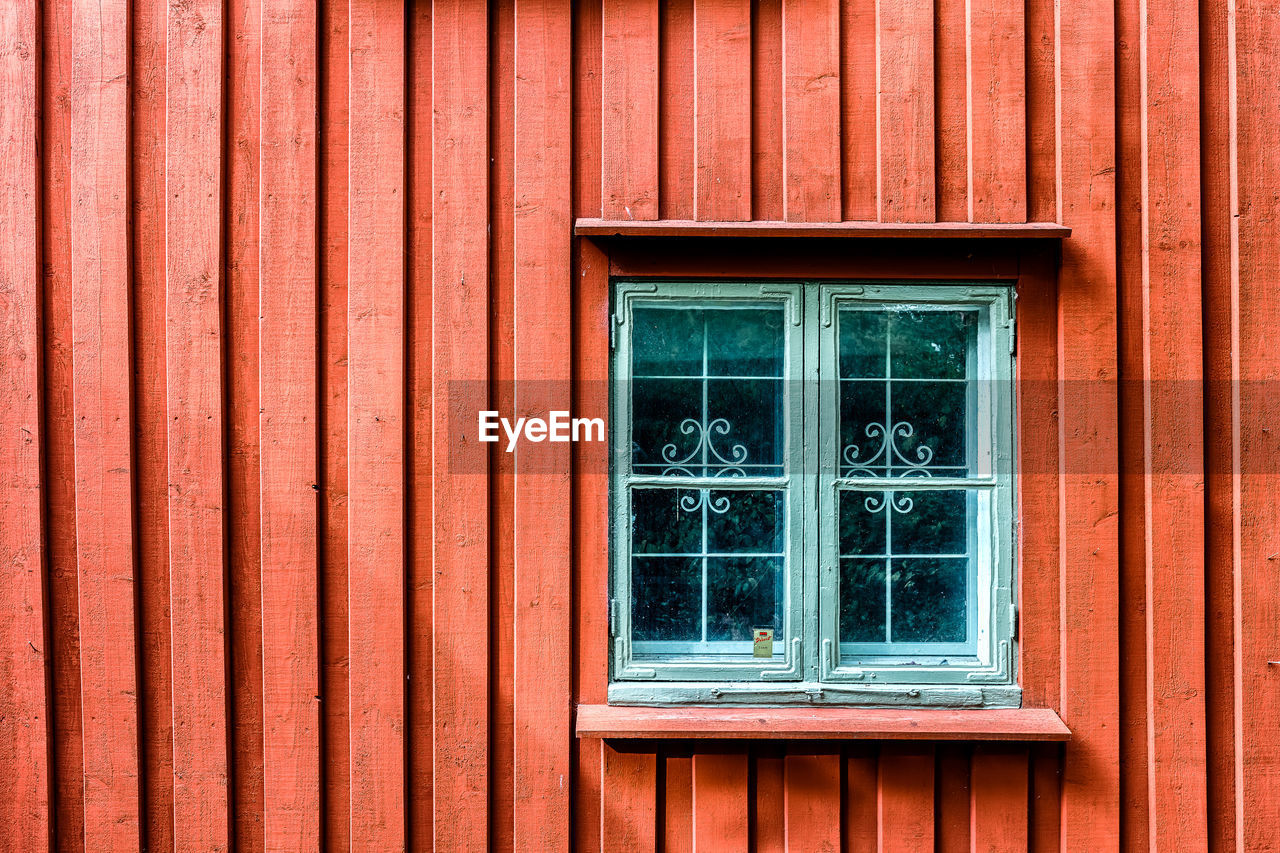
[0, 0, 1276, 850]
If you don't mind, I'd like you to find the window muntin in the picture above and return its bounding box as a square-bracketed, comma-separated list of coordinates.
[612, 282, 1015, 701]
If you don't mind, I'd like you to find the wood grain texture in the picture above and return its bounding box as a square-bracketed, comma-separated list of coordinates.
[876, 745, 934, 852]
[754, 753, 785, 853]
[933, 0, 967, 221]
[876, 0, 935, 221]
[69, 0, 142, 848]
[843, 748, 878, 853]
[692, 754, 749, 851]
[966, 0, 1026, 221]
[781, 0, 840, 221]
[693, 0, 751, 220]
[750, 0, 783, 220]
[602, 0, 658, 219]
[839, 0, 877, 220]
[659, 0, 695, 219]
[512, 0, 573, 848]
[0, 2, 51, 850]
[432, 0, 490, 848]
[165, 0, 230, 848]
[347, 1, 405, 849]
[601, 746, 657, 853]
[784, 752, 840, 852]
[969, 747, 1029, 850]
[576, 219, 1069, 238]
[664, 754, 695, 852]
[259, 0, 320, 849]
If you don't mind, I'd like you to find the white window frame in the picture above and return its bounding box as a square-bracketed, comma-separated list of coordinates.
[609, 281, 1019, 708]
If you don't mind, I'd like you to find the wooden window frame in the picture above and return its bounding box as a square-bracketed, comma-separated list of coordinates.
[610, 280, 1016, 707]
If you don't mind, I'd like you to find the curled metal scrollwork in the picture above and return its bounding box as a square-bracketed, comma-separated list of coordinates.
[841, 421, 935, 478]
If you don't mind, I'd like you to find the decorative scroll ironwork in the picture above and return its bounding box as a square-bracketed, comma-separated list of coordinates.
[841, 421, 935, 478]
[675, 489, 732, 514]
[862, 491, 915, 515]
[661, 417, 749, 478]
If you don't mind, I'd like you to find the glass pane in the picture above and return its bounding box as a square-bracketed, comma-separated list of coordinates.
[839, 490, 887, 556]
[706, 308, 784, 376]
[840, 558, 887, 642]
[839, 379, 887, 476]
[631, 488, 701, 554]
[890, 558, 968, 642]
[889, 310, 974, 380]
[707, 378, 782, 475]
[706, 556, 782, 641]
[706, 490, 784, 553]
[631, 378, 702, 473]
[632, 307, 702, 376]
[891, 489, 968, 555]
[838, 309, 889, 379]
[891, 381, 967, 474]
[632, 557, 702, 641]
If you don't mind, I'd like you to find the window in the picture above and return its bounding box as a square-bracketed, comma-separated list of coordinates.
[610, 281, 1017, 706]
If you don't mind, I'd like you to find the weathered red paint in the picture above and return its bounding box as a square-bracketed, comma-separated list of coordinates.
[0, 0, 1272, 850]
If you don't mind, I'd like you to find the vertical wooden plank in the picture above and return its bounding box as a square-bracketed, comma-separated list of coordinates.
[259, 0, 319, 849]
[319, 0, 352, 848]
[69, 0, 141, 848]
[876, 745, 934, 852]
[754, 754, 784, 853]
[932, 0, 966, 221]
[751, 0, 783, 220]
[166, 0, 231, 848]
[784, 752, 840, 852]
[843, 747, 877, 853]
[513, 0, 572, 849]
[407, 2, 434, 850]
[969, 746, 1029, 851]
[132, 0, 175, 846]
[1056, 0, 1120, 838]
[0, 1, 51, 850]
[933, 745, 969, 853]
[602, 0, 658, 219]
[659, 0, 695, 219]
[839, 0, 876, 220]
[432, 0, 490, 848]
[1028, 745, 1061, 853]
[781, 0, 840, 221]
[571, 236, 610, 853]
[602, 746, 657, 852]
[1234, 0, 1280, 845]
[574, 0, 603, 219]
[664, 754, 695, 853]
[347, 1, 405, 849]
[966, 0, 1025, 221]
[692, 753, 749, 851]
[1024, 0, 1056, 222]
[875, 0, 935, 221]
[693, 0, 751, 220]
[227, 0, 266, 845]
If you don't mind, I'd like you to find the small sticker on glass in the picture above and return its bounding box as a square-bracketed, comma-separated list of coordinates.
[753, 627, 774, 658]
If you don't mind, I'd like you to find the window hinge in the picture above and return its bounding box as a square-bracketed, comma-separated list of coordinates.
[610, 321, 616, 350]
[1011, 605, 1020, 642]
[1008, 320, 1017, 355]
[609, 598, 619, 636]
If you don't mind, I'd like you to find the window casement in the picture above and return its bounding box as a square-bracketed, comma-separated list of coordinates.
[609, 280, 1018, 707]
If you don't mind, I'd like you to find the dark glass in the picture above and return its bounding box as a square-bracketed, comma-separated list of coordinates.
[839, 491, 888, 556]
[631, 378, 702, 473]
[706, 378, 782, 474]
[890, 380, 967, 473]
[706, 556, 782, 641]
[838, 309, 889, 378]
[631, 557, 701, 642]
[706, 490, 784, 554]
[892, 490, 968, 555]
[839, 379, 888, 475]
[632, 307, 702, 377]
[706, 308, 784, 377]
[840, 558, 887, 642]
[889, 309, 973, 380]
[631, 488, 701, 554]
[890, 558, 968, 642]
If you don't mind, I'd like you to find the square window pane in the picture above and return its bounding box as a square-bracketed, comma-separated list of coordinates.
[631, 378, 703, 473]
[840, 558, 887, 642]
[838, 309, 889, 379]
[889, 310, 975, 380]
[707, 378, 783, 474]
[632, 307, 703, 376]
[839, 491, 888, 556]
[631, 488, 701, 554]
[891, 490, 968, 555]
[706, 556, 782, 641]
[890, 380, 968, 474]
[706, 308, 785, 376]
[839, 379, 888, 476]
[890, 558, 968, 643]
[632, 557, 701, 642]
[706, 490, 784, 553]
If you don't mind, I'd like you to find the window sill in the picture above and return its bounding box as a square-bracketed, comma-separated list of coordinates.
[575, 704, 1070, 742]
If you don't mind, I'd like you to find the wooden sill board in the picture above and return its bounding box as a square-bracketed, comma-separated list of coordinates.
[574, 219, 1072, 240]
[575, 705, 1071, 741]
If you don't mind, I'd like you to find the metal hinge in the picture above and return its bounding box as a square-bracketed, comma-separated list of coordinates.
[1011, 605, 1020, 642]
[609, 598, 619, 636]
[610, 321, 616, 350]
